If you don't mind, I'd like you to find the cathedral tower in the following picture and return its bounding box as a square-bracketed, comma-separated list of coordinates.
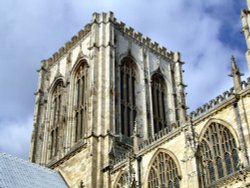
[30, 12, 186, 187]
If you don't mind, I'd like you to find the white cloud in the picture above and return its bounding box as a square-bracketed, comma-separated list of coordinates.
[0, 116, 33, 159]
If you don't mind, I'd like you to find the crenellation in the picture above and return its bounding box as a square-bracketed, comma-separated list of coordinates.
[71, 35, 78, 45]
[134, 31, 142, 41]
[125, 26, 134, 36]
[190, 77, 250, 120]
[159, 46, 167, 56]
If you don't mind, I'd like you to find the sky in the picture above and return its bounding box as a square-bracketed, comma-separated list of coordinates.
[0, 0, 247, 160]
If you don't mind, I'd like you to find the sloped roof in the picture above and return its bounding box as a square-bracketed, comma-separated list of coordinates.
[0, 153, 68, 188]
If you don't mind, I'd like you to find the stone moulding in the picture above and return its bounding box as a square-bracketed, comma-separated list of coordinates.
[190, 77, 250, 120]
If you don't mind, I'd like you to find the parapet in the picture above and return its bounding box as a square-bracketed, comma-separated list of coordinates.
[190, 77, 250, 120]
[41, 12, 180, 68]
[44, 23, 91, 67]
[113, 19, 179, 61]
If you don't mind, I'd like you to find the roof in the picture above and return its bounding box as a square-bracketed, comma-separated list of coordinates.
[0, 153, 68, 188]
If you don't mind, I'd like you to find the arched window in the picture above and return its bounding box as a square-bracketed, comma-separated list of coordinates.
[119, 57, 136, 137]
[198, 122, 239, 187]
[50, 81, 63, 158]
[147, 151, 180, 188]
[74, 61, 88, 142]
[151, 73, 167, 134]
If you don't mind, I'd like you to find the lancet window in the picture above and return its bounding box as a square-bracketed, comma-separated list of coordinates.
[119, 57, 136, 137]
[151, 73, 167, 134]
[197, 122, 239, 187]
[74, 62, 88, 142]
[50, 81, 63, 158]
[147, 151, 180, 188]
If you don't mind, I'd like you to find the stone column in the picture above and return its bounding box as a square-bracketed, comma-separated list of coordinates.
[174, 52, 187, 125]
[182, 117, 200, 188]
[29, 60, 47, 163]
[241, 9, 250, 72]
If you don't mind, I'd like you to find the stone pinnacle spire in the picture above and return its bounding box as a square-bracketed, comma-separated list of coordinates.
[229, 55, 243, 93]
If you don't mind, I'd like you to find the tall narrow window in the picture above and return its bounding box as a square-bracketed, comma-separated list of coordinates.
[198, 122, 239, 187]
[147, 151, 180, 188]
[50, 81, 63, 158]
[119, 57, 136, 137]
[75, 62, 88, 142]
[151, 73, 167, 134]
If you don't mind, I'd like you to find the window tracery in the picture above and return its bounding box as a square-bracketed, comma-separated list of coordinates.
[147, 151, 180, 188]
[50, 81, 63, 158]
[119, 57, 137, 137]
[198, 122, 239, 187]
[74, 62, 88, 142]
[151, 73, 167, 134]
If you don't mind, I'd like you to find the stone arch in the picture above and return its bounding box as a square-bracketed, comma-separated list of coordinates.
[48, 77, 65, 95]
[117, 55, 141, 138]
[198, 118, 240, 148]
[46, 78, 65, 160]
[150, 72, 169, 134]
[69, 58, 89, 143]
[150, 66, 170, 86]
[113, 170, 127, 188]
[71, 58, 89, 75]
[196, 118, 240, 187]
[144, 148, 182, 188]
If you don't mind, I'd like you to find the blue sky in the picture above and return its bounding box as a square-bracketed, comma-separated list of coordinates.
[0, 0, 247, 159]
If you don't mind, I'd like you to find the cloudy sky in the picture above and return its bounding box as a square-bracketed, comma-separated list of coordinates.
[0, 0, 247, 160]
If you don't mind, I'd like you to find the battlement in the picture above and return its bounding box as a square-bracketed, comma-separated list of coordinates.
[45, 23, 91, 67]
[42, 12, 180, 68]
[190, 77, 250, 120]
[113, 19, 180, 62]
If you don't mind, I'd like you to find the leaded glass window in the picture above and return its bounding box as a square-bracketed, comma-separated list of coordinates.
[148, 151, 180, 188]
[151, 73, 167, 134]
[50, 81, 63, 158]
[198, 122, 239, 187]
[120, 57, 136, 137]
[75, 61, 88, 142]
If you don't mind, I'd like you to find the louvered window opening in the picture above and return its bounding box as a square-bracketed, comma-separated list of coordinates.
[120, 57, 136, 137]
[151, 74, 167, 134]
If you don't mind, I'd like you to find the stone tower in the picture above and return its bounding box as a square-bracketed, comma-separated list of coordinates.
[29, 12, 186, 187]
[30, 2, 250, 187]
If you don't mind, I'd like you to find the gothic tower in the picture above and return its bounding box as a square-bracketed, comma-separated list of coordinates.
[30, 2, 250, 187]
[29, 12, 186, 187]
